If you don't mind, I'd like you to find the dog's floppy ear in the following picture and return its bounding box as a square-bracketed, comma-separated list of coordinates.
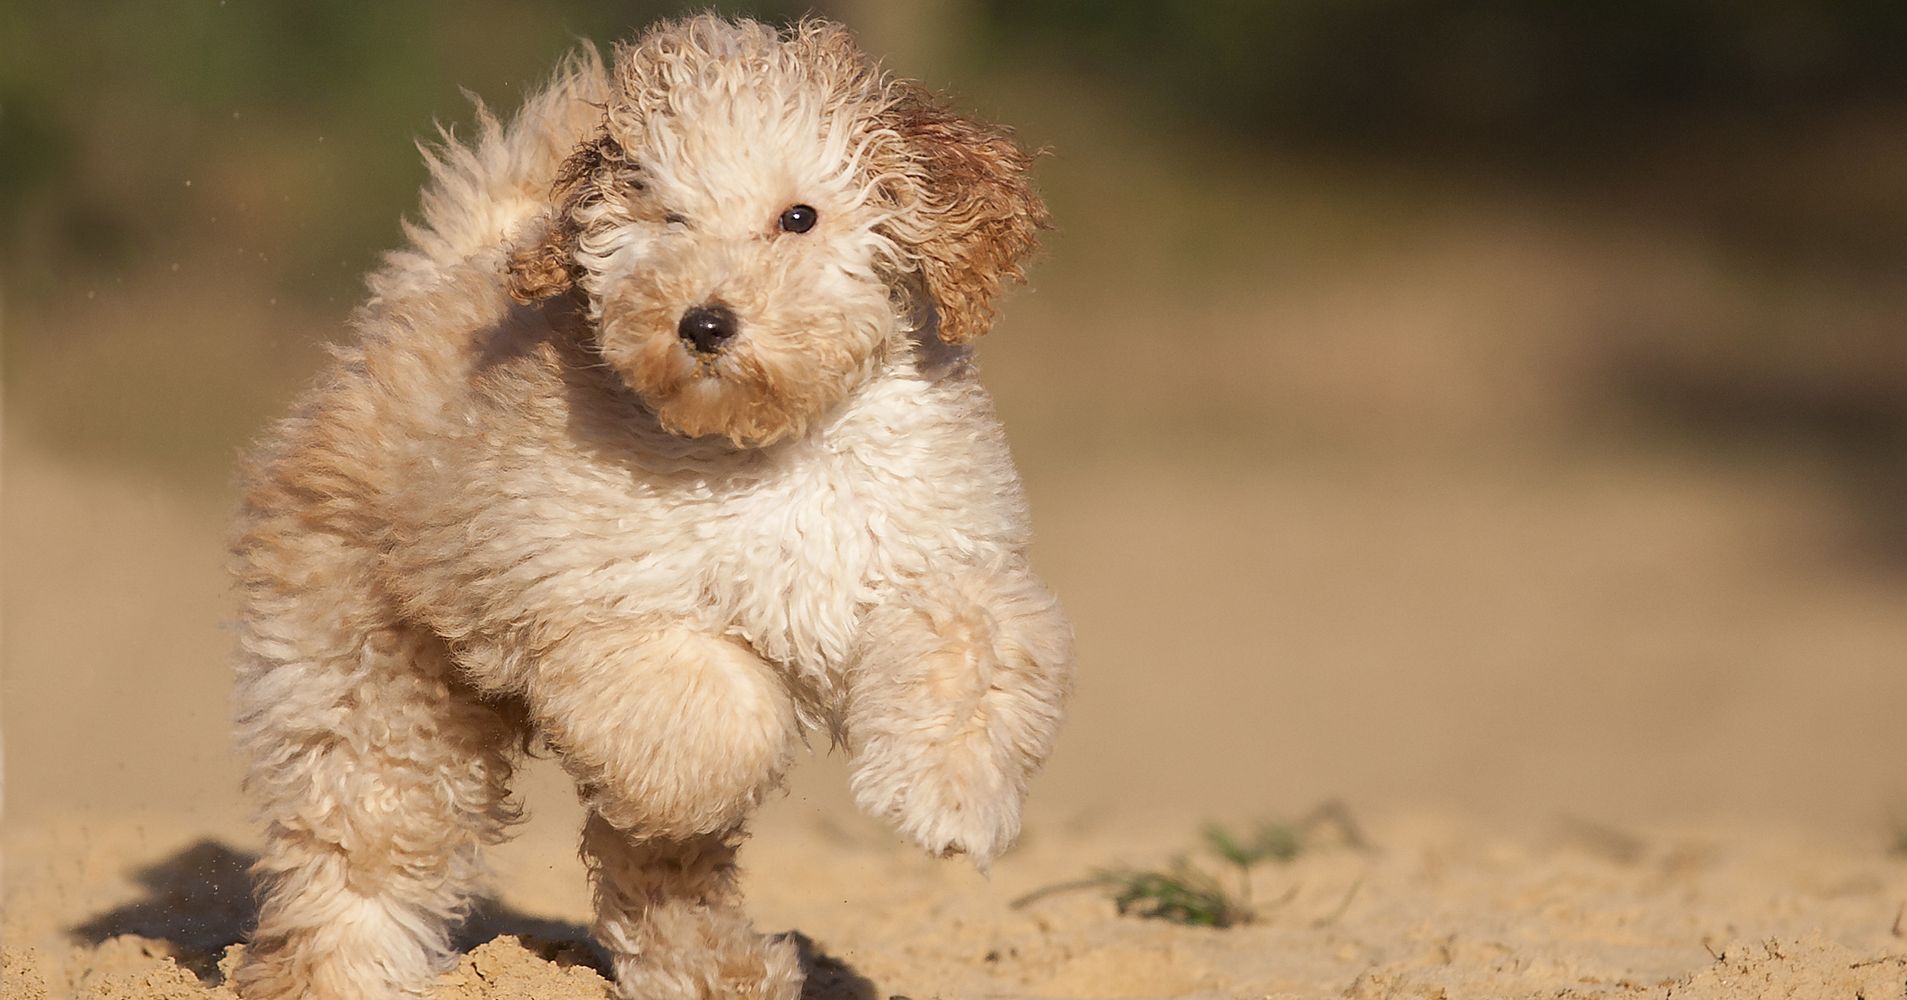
[881, 85, 1049, 345]
[504, 132, 613, 304]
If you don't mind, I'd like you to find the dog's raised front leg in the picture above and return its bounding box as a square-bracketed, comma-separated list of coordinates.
[845, 560, 1074, 869]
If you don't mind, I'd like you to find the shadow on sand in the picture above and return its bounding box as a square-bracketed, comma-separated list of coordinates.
[69, 839, 875, 999]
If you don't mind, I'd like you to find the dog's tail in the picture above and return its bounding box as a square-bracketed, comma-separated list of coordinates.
[370, 46, 608, 302]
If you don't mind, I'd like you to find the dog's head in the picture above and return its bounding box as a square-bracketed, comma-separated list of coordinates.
[506, 16, 1046, 447]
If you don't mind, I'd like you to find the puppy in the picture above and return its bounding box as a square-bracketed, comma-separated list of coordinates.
[231, 15, 1072, 1000]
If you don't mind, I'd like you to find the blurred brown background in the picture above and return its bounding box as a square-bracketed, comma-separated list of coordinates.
[5, 0, 1906, 850]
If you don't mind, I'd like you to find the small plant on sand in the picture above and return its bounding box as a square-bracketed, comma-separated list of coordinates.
[1201, 820, 1304, 911]
[1013, 801, 1369, 929]
[1099, 859, 1249, 928]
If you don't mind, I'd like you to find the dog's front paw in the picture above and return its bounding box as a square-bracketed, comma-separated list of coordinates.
[849, 732, 1022, 870]
[845, 569, 1072, 870]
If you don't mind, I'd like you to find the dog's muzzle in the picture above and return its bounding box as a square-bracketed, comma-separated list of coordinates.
[678, 303, 738, 354]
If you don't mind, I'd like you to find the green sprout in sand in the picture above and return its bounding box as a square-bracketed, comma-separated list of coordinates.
[1013, 801, 1369, 929]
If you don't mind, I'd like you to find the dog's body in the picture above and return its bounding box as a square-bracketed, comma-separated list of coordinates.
[232, 17, 1071, 1000]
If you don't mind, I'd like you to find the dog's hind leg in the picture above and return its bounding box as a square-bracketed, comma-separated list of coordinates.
[510, 626, 802, 999]
[581, 814, 803, 1000]
[232, 587, 521, 1000]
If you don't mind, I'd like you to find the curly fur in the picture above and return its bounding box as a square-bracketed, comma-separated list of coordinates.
[231, 15, 1071, 1000]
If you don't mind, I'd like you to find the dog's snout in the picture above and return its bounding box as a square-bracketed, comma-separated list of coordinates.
[677, 304, 738, 354]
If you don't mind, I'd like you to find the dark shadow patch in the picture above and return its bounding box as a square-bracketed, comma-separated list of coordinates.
[785, 930, 880, 1000]
[68, 840, 608, 985]
[472, 293, 583, 375]
[69, 839, 257, 982]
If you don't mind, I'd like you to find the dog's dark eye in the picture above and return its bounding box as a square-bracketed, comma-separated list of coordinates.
[664, 212, 688, 227]
[777, 204, 818, 234]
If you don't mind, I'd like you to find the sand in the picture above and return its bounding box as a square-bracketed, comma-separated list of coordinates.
[7, 803, 1906, 999]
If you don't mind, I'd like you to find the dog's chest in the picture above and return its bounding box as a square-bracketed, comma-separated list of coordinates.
[612, 385, 961, 682]
[693, 450, 891, 675]
[452, 359, 1010, 688]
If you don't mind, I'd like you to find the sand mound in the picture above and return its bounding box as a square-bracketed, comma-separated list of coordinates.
[437, 937, 613, 1000]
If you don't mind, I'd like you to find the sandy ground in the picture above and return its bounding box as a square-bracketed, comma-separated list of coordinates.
[6, 804, 1906, 999]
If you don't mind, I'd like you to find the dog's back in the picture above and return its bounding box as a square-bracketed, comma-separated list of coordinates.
[371, 49, 608, 304]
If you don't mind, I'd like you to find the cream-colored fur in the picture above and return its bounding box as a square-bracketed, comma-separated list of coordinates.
[232, 15, 1071, 1000]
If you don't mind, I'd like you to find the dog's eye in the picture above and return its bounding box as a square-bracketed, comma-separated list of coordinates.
[777, 204, 818, 234]
[664, 212, 688, 227]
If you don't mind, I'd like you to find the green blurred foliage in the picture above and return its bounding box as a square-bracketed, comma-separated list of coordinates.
[981, 1, 1907, 152]
[9, 0, 1907, 311]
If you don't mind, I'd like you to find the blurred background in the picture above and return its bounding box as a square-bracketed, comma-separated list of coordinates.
[6, 0, 1907, 854]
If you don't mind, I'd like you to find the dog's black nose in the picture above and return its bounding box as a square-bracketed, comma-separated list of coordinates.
[677, 304, 738, 354]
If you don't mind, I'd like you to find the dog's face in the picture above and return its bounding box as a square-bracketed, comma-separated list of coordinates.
[508, 17, 1047, 447]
